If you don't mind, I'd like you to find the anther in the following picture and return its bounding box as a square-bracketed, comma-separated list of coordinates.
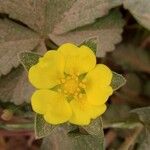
[66, 76, 71, 80]
[64, 90, 68, 94]
[75, 77, 78, 81]
[74, 93, 78, 99]
[78, 94, 83, 99]
[82, 79, 86, 83]
[61, 79, 65, 83]
[77, 88, 80, 92]
[58, 89, 62, 92]
[79, 83, 86, 88]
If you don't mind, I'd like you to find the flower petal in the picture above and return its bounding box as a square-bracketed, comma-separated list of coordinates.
[29, 50, 64, 89]
[85, 64, 113, 105]
[31, 90, 72, 124]
[44, 99, 72, 125]
[69, 96, 107, 125]
[31, 90, 55, 114]
[85, 64, 112, 87]
[69, 98, 91, 125]
[90, 104, 107, 119]
[86, 86, 113, 105]
[58, 43, 96, 75]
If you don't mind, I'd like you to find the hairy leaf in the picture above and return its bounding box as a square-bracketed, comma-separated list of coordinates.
[52, 0, 123, 34]
[123, 0, 150, 30]
[80, 37, 97, 54]
[19, 52, 41, 71]
[41, 126, 104, 150]
[83, 117, 104, 137]
[102, 104, 131, 128]
[0, 44, 46, 105]
[143, 81, 150, 97]
[0, 1, 124, 77]
[0, 0, 73, 34]
[0, 67, 34, 105]
[137, 127, 150, 150]
[0, 19, 40, 76]
[112, 44, 150, 73]
[49, 10, 124, 57]
[121, 73, 142, 97]
[0, 0, 122, 35]
[35, 114, 56, 139]
[131, 107, 150, 125]
[111, 72, 126, 91]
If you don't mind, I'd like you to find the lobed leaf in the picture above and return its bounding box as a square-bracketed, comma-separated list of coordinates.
[137, 127, 150, 150]
[35, 114, 56, 139]
[0, 0, 122, 35]
[123, 0, 150, 30]
[112, 44, 150, 73]
[0, 19, 40, 76]
[83, 117, 104, 136]
[102, 104, 131, 128]
[41, 126, 104, 150]
[0, 67, 34, 105]
[131, 107, 150, 125]
[49, 10, 124, 57]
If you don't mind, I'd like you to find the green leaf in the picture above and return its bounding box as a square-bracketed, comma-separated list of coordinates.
[41, 118, 104, 149]
[131, 107, 150, 125]
[112, 44, 150, 73]
[0, 0, 123, 76]
[121, 73, 142, 97]
[137, 127, 150, 150]
[19, 52, 57, 137]
[82, 117, 104, 149]
[41, 126, 104, 150]
[52, 0, 123, 34]
[80, 37, 97, 54]
[0, 44, 46, 105]
[102, 104, 143, 129]
[143, 80, 150, 97]
[19, 52, 41, 71]
[35, 114, 56, 139]
[123, 0, 150, 30]
[0, 67, 34, 105]
[83, 117, 104, 136]
[49, 10, 124, 57]
[0, 0, 122, 35]
[111, 72, 126, 91]
[102, 104, 131, 128]
[0, 19, 40, 76]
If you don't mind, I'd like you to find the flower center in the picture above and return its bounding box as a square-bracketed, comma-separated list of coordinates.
[64, 79, 78, 94]
[59, 74, 86, 101]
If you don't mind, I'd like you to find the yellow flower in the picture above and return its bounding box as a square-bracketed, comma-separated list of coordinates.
[29, 43, 113, 125]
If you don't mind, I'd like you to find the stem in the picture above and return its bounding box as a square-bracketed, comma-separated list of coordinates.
[103, 121, 142, 129]
[0, 122, 33, 131]
[118, 124, 143, 150]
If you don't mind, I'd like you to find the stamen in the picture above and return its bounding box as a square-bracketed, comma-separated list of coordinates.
[61, 79, 65, 83]
[78, 94, 83, 99]
[64, 90, 68, 94]
[74, 92, 78, 96]
[79, 83, 86, 89]
[58, 89, 62, 92]
[66, 76, 71, 80]
[77, 88, 80, 92]
[82, 79, 86, 83]
[59, 74, 87, 101]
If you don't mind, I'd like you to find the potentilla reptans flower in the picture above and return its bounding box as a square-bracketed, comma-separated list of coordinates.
[29, 43, 113, 125]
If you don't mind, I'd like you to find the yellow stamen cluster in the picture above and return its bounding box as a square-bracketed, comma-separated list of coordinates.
[59, 74, 86, 100]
